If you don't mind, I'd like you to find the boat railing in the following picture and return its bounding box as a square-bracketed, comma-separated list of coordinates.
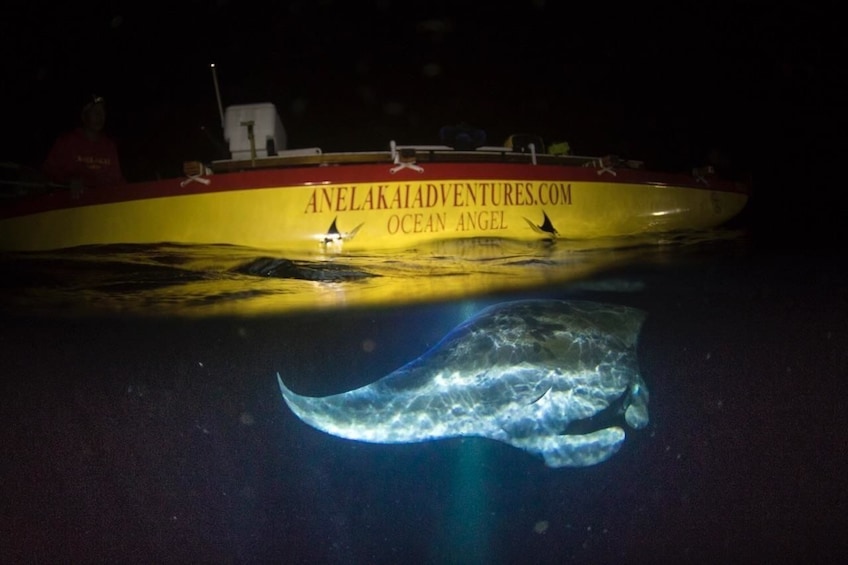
[207, 141, 613, 174]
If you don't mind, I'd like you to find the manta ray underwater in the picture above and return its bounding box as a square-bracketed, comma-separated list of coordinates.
[277, 299, 650, 467]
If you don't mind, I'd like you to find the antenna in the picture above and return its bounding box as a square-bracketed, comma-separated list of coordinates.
[210, 63, 225, 129]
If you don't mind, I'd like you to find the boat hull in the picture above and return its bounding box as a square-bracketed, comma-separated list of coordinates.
[0, 162, 748, 253]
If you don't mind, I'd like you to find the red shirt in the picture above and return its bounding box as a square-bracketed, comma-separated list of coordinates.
[43, 128, 125, 188]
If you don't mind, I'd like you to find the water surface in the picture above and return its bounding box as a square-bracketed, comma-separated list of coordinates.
[1, 229, 845, 564]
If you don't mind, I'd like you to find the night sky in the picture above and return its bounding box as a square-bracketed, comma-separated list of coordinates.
[1, 1, 844, 241]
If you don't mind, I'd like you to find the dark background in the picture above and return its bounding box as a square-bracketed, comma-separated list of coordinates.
[1, 4, 847, 563]
[1, 1, 844, 244]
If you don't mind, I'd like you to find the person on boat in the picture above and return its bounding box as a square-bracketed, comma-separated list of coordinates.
[43, 95, 125, 195]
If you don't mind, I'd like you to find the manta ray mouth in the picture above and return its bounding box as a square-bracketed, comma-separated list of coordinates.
[560, 391, 630, 436]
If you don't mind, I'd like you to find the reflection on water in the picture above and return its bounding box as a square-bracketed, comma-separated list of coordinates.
[0, 228, 748, 318]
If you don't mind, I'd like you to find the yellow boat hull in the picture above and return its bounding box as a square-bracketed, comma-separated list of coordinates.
[0, 162, 748, 253]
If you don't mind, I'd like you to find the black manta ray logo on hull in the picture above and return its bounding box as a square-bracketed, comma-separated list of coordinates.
[524, 211, 559, 237]
[321, 217, 364, 245]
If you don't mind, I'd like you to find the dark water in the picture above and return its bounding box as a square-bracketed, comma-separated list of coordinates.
[1, 231, 846, 564]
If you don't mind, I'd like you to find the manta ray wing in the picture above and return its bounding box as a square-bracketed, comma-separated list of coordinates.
[508, 427, 626, 467]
